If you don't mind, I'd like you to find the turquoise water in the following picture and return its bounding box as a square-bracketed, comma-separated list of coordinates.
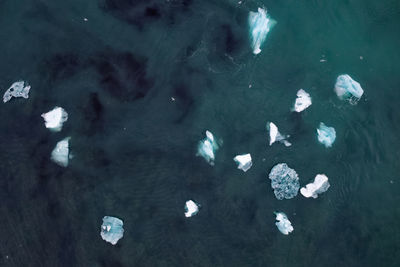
[0, 0, 399, 266]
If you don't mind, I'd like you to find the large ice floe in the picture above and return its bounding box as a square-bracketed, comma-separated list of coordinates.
[274, 212, 294, 235]
[300, 174, 330, 198]
[292, 89, 312, 112]
[267, 122, 291, 147]
[269, 163, 300, 200]
[51, 137, 71, 167]
[248, 8, 276, 55]
[233, 153, 252, 172]
[184, 200, 200, 218]
[334, 74, 364, 103]
[41, 107, 68, 132]
[317, 122, 336, 148]
[100, 216, 124, 245]
[3, 81, 31, 103]
[197, 131, 219, 165]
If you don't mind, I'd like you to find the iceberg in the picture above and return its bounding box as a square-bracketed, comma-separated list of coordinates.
[248, 8, 276, 55]
[267, 122, 291, 147]
[41, 107, 68, 132]
[184, 200, 200, 218]
[51, 137, 71, 167]
[3, 81, 31, 103]
[268, 163, 300, 200]
[317, 122, 336, 148]
[274, 212, 294, 235]
[300, 174, 330, 198]
[233, 153, 252, 172]
[197, 131, 219, 165]
[292, 89, 312, 112]
[100, 216, 124, 245]
[334, 74, 364, 103]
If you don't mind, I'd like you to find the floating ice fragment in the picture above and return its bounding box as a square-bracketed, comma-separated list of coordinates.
[334, 74, 364, 103]
[41, 107, 68, 132]
[3, 81, 31, 103]
[184, 200, 200, 218]
[292, 89, 312, 112]
[233, 153, 252, 172]
[300, 174, 330, 198]
[269, 163, 300, 200]
[197, 130, 219, 165]
[274, 212, 293, 235]
[248, 8, 276, 55]
[51, 137, 71, 167]
[267, 122, 291, 147]
[317, 122, 336, 148]
[100, 216, 124, 245]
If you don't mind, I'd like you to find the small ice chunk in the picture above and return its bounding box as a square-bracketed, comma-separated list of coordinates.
[334, 74, 364, 103]
[317, 122, 336, 148]
[51, 137, 71, 167]
[300, 174, 330, 198]
[100, 216, 124, 245]
[269, 163, 300, 200]
[274, 212, 293, 235]
[3, 81, 31, 103]
[197, 130, 219, 165]
[184, 200, 200, 218]
[248, 8, 276, 55]
[41, 107, 68, 132]
[233, 153, 252, 172]
[292, 89, 312, 112]
[267, 122, 291, 147]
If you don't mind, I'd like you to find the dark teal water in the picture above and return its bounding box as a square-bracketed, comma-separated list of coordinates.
[0, 0, 399, 266]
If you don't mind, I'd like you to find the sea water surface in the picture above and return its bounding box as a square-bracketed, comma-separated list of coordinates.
[0, 0, 399, 266]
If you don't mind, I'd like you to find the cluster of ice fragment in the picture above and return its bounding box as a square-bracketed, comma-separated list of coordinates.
[100, 216, 124, 245]
[274, 212, 294, 235]
[3, 81, 31, 103]
[184, 200, 200, 218]
[300, 174, 330, 198]
[267, 122, 291, 147]
[292, 89, 312, 112]
[317, 122, 336, 148]
[41, 107, 68, 132]
[197, 131, 219, 165]
[269, 163, 300, 200]
[233, 153, 252, 172]
[51, 137, 71, 167]
[334, 74, 364, 103]
[248, 8, 276, 55]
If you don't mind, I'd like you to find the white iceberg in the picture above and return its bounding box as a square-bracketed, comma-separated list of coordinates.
[267, 122, 291, 147]
[197, 130, 219, 165]
[41, 107, 68, 132]
[292, 89, 312, 112]
[248, 8, 276, 55]
[233, 153, 252, 172]
[51, 137, 71, 167]
[300, 174, 330, 198]
[184, 200, 200, 218]
[3, 81, 31, 103]
[100, 216, 124, 245]
[334, 74, 364, 103]
[274, 212, 293, 235]
[269, 163, 300, 200]
[317, 122, 336, 148]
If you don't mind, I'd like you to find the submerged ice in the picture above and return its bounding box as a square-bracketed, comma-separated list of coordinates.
[3, 81, 31, 103]
[292, 89, 312, 112]
[334, 74, 364, 103]
[184, 200, 199, 218]
[197, 131, 219, 165]
[317, 122, 336, 148]
[233, 153, 252, 172]
[100, 216, 124, 245]
[41, 107, 68, 132]
[51, 137, 71, 167]
[300, 174, 330, 198]
[267, 122, 291, 147]
[248, 8, 276, 55]
[274, 212, 294, 235]
[269, 163, 300, 200]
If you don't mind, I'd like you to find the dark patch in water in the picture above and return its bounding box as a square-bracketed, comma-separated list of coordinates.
[45, 53, 82, 81]
[82, 92, 104, 135]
